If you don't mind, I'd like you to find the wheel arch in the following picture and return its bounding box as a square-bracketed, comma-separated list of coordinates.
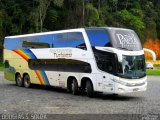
[67, 76, 78, 88]
[23, 72, 32, 83]
[15, 72, 21, 80]
[23, 72, 29, 79]
[81, 77, 94, 91]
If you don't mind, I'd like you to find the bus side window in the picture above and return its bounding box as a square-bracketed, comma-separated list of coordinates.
[53, 32, 87, 50]
[54, 33, 67, 48]
[22, 41, 50, 48]
[21, 35, 53, 49]
[67, 32, 87, 50]
[86, 29, 111, 47]
[4, 60, 9, 68]
[51, 43, 54, 48]
[95, 51, 115, 74]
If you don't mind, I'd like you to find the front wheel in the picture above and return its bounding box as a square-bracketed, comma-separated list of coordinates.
[23, 74, 31, 88]
[86, 80, 94, 97]
[16, 74, 23, 87]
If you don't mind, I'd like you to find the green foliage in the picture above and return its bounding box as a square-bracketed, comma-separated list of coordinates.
[48, 10, 58, 23]
[0, 0, 160, 44]
[113, 10, 145, 40]
[146, 69, 160, 76]
[0, 67, 3, 71]
[154, 64, 160, 68]
[141, 0, 158, 39]
[53, 0, 64, 7]
[85, 3, 103, 26]
[0, 62, 3, 71]
[130, 8, 144, 19]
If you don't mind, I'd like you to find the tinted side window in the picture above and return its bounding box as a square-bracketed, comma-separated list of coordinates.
[66, 32, 86, 50]
[96, 52, 114, 73]
[5, 32, 86, 50]
[28, 59, 91, 73]
[22, 35, 53, 49]
[54, 33, 67, 48]
[86, 29, 111, 47]
[93, 48, 116, 74]
[5, 34, 53, 50]
[5, 38, 22, 50]
[53, 32, 86, 50]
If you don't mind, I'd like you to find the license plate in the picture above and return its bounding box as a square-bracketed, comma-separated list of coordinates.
[133, 88, 139, 91]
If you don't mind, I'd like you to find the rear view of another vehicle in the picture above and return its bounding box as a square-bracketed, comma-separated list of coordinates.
[146, 62, 154, 69]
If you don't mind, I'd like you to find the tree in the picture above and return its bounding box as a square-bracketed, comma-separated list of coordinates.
[141, 0, 158, 39]
[0, 0, 160, 45]
[113, 10, 145, 42]
[32, 0, 64, 32]
[85, 3, 104, 26]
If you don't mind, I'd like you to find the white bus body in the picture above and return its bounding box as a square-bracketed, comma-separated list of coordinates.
[3, 27, 147, 97]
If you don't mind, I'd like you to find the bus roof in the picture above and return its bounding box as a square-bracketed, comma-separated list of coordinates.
[5, 27, 133, 39]
[5, 28, 85, 39]
[85, 27, 133, 31]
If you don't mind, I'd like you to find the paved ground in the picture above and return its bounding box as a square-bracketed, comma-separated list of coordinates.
[0, 72, 160, 118]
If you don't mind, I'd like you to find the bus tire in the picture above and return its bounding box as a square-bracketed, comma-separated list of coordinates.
[23, 74, 31, 88]
[86, 80, 94, 97]
[71, 79, 78, 95]
[16, 74, 23, 87]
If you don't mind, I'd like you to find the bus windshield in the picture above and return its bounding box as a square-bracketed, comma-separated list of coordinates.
[86, 28, 146, 79]
[86, 28, 142, 51]
[117, 55, 146, 79]
[107, 28, 142, 51]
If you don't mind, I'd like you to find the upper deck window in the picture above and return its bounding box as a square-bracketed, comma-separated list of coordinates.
[4, 34, 53, 50]
[4, 32, 86, 50]
[54, 32, 86, 50]
[86, 29, 111, 47]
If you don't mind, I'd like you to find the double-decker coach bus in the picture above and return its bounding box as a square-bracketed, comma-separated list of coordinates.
[3, 27, 147, 97]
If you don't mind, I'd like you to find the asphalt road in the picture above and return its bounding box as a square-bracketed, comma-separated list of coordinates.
[0, 72, 160, 118]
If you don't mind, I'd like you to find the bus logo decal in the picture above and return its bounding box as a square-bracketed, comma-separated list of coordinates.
[116, 33, 137, 48]
[50, 49, 72, 58]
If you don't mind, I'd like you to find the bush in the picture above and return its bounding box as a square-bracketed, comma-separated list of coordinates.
[0, 62, 3, 67]
[154, 64, 160, 68]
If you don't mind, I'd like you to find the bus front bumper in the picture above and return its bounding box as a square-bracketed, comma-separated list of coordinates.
[103, 81, 147, 94]
[113, 81, 147, 94]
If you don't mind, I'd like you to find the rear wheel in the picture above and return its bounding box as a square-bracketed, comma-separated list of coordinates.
[16, 74, 23, 87]
[23, 74, 31, 88]
[86, 80, 94, 97]
[71, 79, 78, 95]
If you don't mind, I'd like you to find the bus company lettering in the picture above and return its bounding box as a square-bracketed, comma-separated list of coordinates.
[50, 49, 72, 58]
[116, 33, 137, 48]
